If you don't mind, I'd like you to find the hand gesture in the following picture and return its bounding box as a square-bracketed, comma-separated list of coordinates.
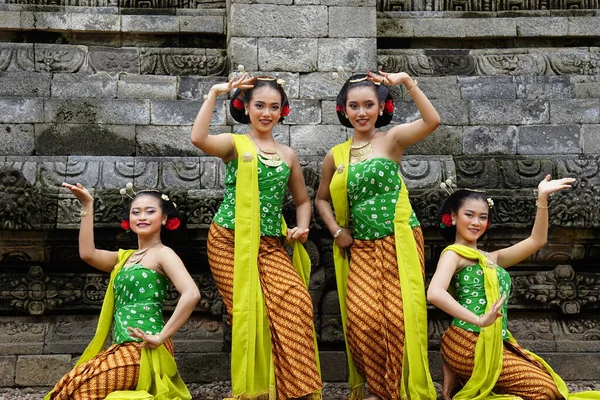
[286, 227, 309, 244]
[367, 70, 410, 86]
[62, 182, 93, 207]
[537, 174, 576, 199]
[210, 73, 255, 97]
[478, 292, 507, 328]
[127, 326, 163, 349]
[334, 228, 353, 259]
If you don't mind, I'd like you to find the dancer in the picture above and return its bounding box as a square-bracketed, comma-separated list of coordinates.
[315, 70, 440, 400]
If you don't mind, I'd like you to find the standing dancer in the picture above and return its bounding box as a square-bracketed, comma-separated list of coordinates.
[315, 71, 440, 400]
[191, 72, 322, 399]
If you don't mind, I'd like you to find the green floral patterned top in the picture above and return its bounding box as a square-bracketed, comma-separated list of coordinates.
[347, 158, 420, 240]
[113, 264, 170, 344]
[214, 158, 290, 236]
[451, 263, 511, 339]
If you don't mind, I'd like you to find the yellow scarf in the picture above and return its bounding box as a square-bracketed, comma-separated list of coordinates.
[45, 249, 191, 400]
[230, 134, 320, 399]
[330, 139, 436, 400]
[444, 244, 600, 400]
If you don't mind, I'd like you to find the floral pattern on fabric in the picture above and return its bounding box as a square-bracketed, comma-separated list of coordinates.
[451, 263, 511, 339]
[347, 158, 420, 240]
[113, 264, 170, 344]
[213, 158, 290, 236]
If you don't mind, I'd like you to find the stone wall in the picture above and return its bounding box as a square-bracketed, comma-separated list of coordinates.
[0, 0, 599, 389]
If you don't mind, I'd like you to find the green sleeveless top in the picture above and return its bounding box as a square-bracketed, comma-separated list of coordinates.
[214, 158, 290, 236]
[113, 264, 170, 344]
[451, 263, 511, 339]
[347, 157, 420, 240]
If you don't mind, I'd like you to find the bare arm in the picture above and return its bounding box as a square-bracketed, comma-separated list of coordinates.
[285, 149, 312, 243]
[494, 175, 576, 268]
[190, 74, 254, 160]
[367, 71, 441, 149]
[62, 183, 118, 272]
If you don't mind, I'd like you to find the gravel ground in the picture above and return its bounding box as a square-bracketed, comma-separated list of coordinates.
[2, 381, 599, 399]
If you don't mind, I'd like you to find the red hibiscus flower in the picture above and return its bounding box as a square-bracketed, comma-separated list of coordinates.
[165, 217, 181, 231]
[121, 220, 131, 231]
[336, 105, 342, 112]
[232, 98, 244, 110]
[441, 213, 453, 228]
[281, 104, 290, 117]
[384, 99, 395, 114]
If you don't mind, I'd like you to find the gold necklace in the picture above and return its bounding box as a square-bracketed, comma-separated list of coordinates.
[248, 133, 283, 168]
[350, 131, 378, 163]
[126, 242, 162, 266]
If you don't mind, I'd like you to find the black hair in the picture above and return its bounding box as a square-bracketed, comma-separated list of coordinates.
[437, 190, 493, 242]
[336, 74, 394, 129]
[122, 190, 180, 227]
[229, 76, 290, 124]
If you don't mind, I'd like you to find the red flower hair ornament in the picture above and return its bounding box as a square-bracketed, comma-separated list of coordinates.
[165, 217, 181, 231]
[440, 213, 453, 228]
[232, 98, 244, 110]
[281, 104, 290, 117]
[121, 220, 131, 231]
[384, 99, 395, 114]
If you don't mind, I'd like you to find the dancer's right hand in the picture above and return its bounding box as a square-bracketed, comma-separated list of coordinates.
[478, 291, 507, 328]
[210, 73, 255, 96]
[334, 228, 353, 259]
[62, 182, 93, 206]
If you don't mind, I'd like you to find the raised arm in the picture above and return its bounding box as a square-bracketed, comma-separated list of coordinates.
[367, 70, 440, 150]
[494, 175, 576, 268]
[190, 74, 254, 160]
[285, 149, 311, 243]
[62, 183, 118, 272]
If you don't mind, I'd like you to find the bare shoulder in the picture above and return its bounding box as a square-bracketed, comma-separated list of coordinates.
[438, 249, 471, 272]
[156, 245, 183, 265]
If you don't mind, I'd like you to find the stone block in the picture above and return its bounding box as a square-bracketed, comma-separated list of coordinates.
[34, 44, 89, 74]
[0, 318, 45, 355]
[0, 124, 35, 155]
[62, 156, 134, 189]
[179, 15, 224, 33]
[465, 17, 516, 37]
[70, 13, 120, 32]
[415, 76, 460, 100]
[321, 100, 340, 125]
[285, 99, 321, 125]
[0, 356, 15, 386]
[229, 4, 328, 38]
[171, 316, 224, 353]
[178, 76, 227, 100]
[516, 17, 568, 37]
[539, 353, 600, 380]
[258, 38, 318, 72]
[89, 46, 140, 74]
[405, 125, 463, 155]
[291, 125, 347, 156]
[458, 76, 516, 99]
[401, 156, 446, 190]
[463, 125, 517, 155]
[0, 11, 19, 29]
[35, 124, 136, 156]
[321, 290, 340, 314]
[550, 99, 600, 124]
[44, 99, 150, 125]
[568, 17, 600, 36]
[320, 351, 347, 382]
[574, 81, 600, 99]
[31, 12, 69, 30]
[117, 75, 177, 99]
[15, 355, 73, 386]
[469, 100, 549, 125]
[3, 155, 67, 188]
[518, 124, 580, 155]
[51, 73, 117, 98]
[515, 76, 574, 100]
[0, 98, 44, 123]
[318, 38, 376, 71]
[151, 100, 224, 126]
[44, 316, 98, 354]
[431, 99, 469, 125]
[377, 16, 414, 37]
[329, 6, 376, 38]
[299, 72, 342, 100]
[136, 125, 202, 157]
[122, 15, 178, 33]
[175, 352, 229, 383]
[228, 37, 258, 72]
[413, 18, 466, 38]
[581, 124, 600, 154]
[0, 71, 50, 97]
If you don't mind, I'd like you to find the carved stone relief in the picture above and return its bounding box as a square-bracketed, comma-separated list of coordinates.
[378, 0, 599, 10]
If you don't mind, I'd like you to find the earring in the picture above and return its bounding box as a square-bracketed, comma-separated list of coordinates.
[379, 110, 383, 116]
[162, 221, 166, 225]
[452, 220, 456, 226]
[244, 109, 248, 115]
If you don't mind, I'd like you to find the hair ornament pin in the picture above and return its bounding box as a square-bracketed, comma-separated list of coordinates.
[276, 79, 285, 87]
[440, 179, 456, 196]
[487, 197, 494, 208]
[237, 64, 246, 73]
[119, 182, 136, 200]
[332, 66, 349, 82]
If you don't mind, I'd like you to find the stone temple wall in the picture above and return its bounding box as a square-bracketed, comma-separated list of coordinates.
[0, 0, 599, 388]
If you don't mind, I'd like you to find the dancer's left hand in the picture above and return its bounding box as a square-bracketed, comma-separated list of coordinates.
[128, 327, 163, 349]
[286, 227, 309, 244]
[367, 70, 410, 86]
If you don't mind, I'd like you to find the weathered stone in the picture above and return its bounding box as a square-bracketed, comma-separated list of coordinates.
[413, 76, 460, 100]
[290, 125, 347, 156]
[413, 18, 466, 38]
[171, 316, 224, 353]
[573, 81, 600, 99]
[581, 124, 600, 154]
[0, 98, 44, 123]
[0, 356, 15, 386]
[228, 37, 258, 72]
[516, 17, 568, 37]
[151, 100, 224, 126]
[285, 99, 321, 125]
[518, 124, 580, 155]
[321, 290, 340, 314]
[0, 318, 45, 355]
[0, 124, 34, 155]
[35, 44, 89, 74]
[377, 15, 414, 37]
[568, 16, 600, 36]
[179, 15, 224, 33]
[136, 126, 202, 157]
[465, 17, 516, 37]
[0, 43, 34, 72]
[177, 76, 227, 101]
[431, 99, 469, 126]
[89, 46, 140, 74]
[405, 125, 463, 155]
[549, 99, 600, 124]
[0, 11, 19, 29]
[470, 100, 549, 125]
[299, 72, 347, 100]
[320, 351, 347, 382]
[44, 99, 150, 125]
[70, 13, 120, 32]
[400, 157, 447, 189]
[15, 355, 73, 386]
[463, 125, 517, 155]
[62, 156, 135, 189]
[515, 76, 575, 100]
[31, 12, 69, 30]
[321, 100, 340, 125]
[176, 352, 229, 383]
[329, 6, 376, 37]
[539, 353, 600, 380]
[258, 38, 318, 72]
[121, 15, 179, 33]
[318, 38, 377, 71]
[51, 73, 117, 98]
[229, 4, 328, 38]
[117, 75, 177, 99]
[35, 124, 136, 156]
[0, 71, 50, 97]
[45, 316, 98, 354]
[458, 76, 516, 99]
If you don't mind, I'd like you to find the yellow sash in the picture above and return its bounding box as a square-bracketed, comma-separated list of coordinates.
[443, 244, 600, 400]
[330, 139, 436, 400]
[230, 134, 320, 399]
